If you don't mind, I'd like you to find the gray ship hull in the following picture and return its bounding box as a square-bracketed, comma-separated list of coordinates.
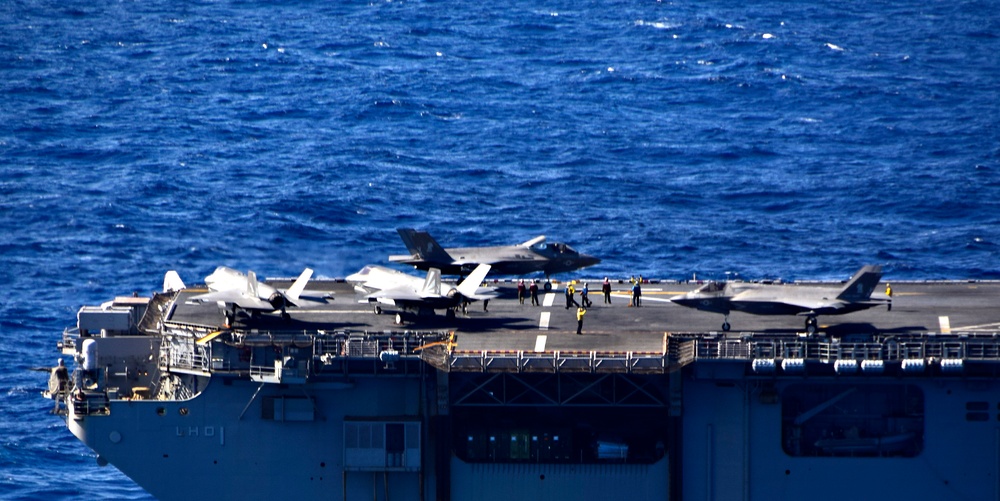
[684, 374, 999, 500]
[52, 278, 1000, 500]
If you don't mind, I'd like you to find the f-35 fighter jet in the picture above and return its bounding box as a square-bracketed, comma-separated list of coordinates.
[346, 263, 495, 324]
[670, 265, 889, 334]
[172, 267, 331, 324]
[388, 228, 600, 277]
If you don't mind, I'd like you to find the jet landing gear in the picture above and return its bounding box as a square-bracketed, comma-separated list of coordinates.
[722, 316, 731, 332]
[371, 305, 403, 325]
[805, 316, 818, 335]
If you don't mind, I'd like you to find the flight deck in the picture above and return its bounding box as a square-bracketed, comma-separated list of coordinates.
[159, 278, 1000, 374]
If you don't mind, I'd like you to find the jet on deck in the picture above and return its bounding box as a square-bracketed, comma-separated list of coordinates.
[670, 265, 889, 334]
[179, 266, 332, 325]
[346, 263, 495, 324]
[388, 228, 600, 277]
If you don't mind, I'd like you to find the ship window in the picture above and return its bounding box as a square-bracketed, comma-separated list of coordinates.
[781, 384, 923, 458]
[386, 423, 405, 453]
[966, 401, 988, 411]
[344, 420, 421, 472]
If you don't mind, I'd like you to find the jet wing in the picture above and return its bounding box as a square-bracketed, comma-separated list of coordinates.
[368, 286, 427, 303]
[730, 296, 848, 315]
[465, 286, 499, 301]
[365, 286, 448, 310]
[456, 264, 492, 298]
[190, 290, 275, 311]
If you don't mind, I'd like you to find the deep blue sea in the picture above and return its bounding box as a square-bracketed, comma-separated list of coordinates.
[2, 0, 999, 498]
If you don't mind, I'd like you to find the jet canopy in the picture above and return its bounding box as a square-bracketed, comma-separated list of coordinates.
[351, 266, 376, 278]
[532, 242, 579, 255]
[693, 281, 726, 294]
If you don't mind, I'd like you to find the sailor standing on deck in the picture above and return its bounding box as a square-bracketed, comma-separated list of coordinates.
[517, 279, 526, 305]
[529, 280, 540, 306]
[631, 280, 642, 307]
[581, 283, 592, 308]
[49, 359, 69, 413]
[602, 277, 612, 304]
[576, 307, 586, 335]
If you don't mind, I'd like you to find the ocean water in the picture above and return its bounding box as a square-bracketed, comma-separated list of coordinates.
[1, 0, 999, 498]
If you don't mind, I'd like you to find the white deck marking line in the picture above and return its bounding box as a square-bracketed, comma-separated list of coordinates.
[939, 316, 951, 334]
[954, 322, 1000, 331]
[543, 293, 556, 307]
[534, 335, 547, 352]
[539, 312, 551, 330]
[608, 293, 673, 303]
[291, 310, 372, 314]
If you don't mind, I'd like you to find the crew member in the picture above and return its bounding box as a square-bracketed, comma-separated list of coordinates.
[602, 277, 612, 304]
[48, 359, 69, 413]
[576, 307, 586, 335]
[885, 283, 893, 311]
[529, 280, 540, 306]
[517, 279, 526, 305]
[565, 282, 580, 309]
[581, 283, 592, 308]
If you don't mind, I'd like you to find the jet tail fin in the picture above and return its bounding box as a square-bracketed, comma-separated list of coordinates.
[836, 265, 883, 301]
[246, 271, 260, 298]
[456, 264, 492, 298]
[421, 268, 442, 296]
[397, 228, 453, 263]
[163, 271, 186, 292]
[284, 268, 313, 303]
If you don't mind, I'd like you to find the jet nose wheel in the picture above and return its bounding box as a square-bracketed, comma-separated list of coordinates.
[394, 313, 403, 325]
[722, 321, 731, 332]
[805, 316, 818, 334]
[374, 305, 382, 315]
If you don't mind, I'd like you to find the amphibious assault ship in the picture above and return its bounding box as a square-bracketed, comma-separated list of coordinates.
[48, 273, 1000, 500]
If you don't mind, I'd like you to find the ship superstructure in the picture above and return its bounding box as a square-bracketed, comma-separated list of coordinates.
[49, 277, 1000, 500]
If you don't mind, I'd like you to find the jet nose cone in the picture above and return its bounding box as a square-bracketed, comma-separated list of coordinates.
[581, 255, 601, 267]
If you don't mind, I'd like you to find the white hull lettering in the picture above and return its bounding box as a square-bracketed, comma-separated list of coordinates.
[176, 425, 225, 445]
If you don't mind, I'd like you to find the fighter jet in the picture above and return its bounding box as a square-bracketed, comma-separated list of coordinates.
[388, 228, 601, 277]
[670, 265, 889, 334]
[346, 263, 496, 324]
[178, 266, 332, 324]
